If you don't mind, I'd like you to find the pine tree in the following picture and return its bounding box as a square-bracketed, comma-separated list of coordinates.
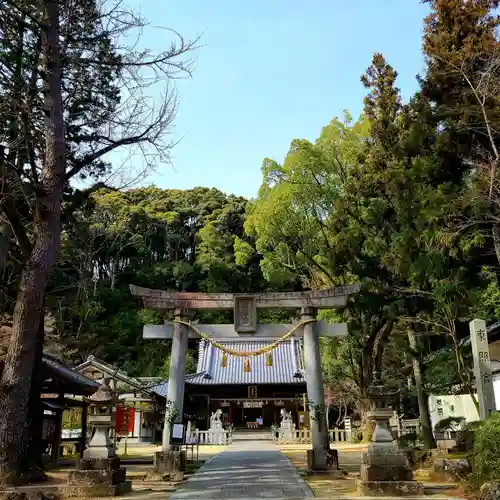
[421, 0, 500, 174]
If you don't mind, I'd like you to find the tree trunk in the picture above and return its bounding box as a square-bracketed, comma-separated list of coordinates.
[492, 223, 500, 266]
[407, 327, 436, 449]
[0, 224, 9, 276]
[0, 0, 66, 485]
[21, 313, 46, 479]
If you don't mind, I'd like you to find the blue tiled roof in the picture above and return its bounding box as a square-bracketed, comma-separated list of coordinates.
[186, 339, 305, 385]
[149, 381, 168, 397]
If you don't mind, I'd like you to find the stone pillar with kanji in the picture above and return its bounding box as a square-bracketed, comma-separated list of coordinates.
[469, 319, 496, 420]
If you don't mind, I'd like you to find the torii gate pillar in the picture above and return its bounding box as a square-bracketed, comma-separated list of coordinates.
[301, 307, 328, 469]
[162, 308, 190, 451]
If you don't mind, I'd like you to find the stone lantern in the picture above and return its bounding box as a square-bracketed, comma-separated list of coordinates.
[65, 378, 131, 497]
[357, 372, 423, 497]
[83, 377, 118, 459]
[365, 371, 399, 448]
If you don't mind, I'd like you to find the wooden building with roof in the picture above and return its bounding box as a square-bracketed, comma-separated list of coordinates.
[74, 355, 167, 443]
[0, 325, 98, 462]
[151, 337, 308, 430]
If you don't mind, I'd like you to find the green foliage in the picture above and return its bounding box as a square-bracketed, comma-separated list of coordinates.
[472, 268, 500, 322]
[455, 421, 483, 454]
[246, 1, 500, 423]
[40, 186, 280, 375]
[397, 432, 419, 450]
[157, 351, 196, 379]
[471, 413, 500, 484]
[350, 431, 363, 444]
[434, 416, 465, 433]
[2, 0, 500, 446]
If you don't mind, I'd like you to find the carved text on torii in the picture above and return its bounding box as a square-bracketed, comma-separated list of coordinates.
[234, 295, 257, 333]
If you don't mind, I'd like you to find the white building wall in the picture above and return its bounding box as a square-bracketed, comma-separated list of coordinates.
[428, 394, 480, 430]
[493, 372, 500, 410]
[427, 372, 500, 430]
[133, 410, 141, 438]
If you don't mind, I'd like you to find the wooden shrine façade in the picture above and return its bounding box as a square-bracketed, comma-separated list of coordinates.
[153, 334, 309, 429]
[130, 285, 359, 470]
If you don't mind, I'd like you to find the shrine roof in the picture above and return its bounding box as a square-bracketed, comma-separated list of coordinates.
[149, 381, 168, 397]
[43, 356, 99, 395]
[185, 339, 306, 385]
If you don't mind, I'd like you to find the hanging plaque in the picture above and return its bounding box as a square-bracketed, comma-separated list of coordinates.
[234, 295, 257, 333]
[243, 400, 263, 408]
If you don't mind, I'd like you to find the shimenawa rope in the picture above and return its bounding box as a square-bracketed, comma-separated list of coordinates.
[172, 318, 316, 371]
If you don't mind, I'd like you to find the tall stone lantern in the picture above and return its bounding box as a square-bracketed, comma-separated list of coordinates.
[65, 378, 131, 497]
[357, 372, 423, 497]
[84, 377, 118, 459]
[366, 371, 399, 448]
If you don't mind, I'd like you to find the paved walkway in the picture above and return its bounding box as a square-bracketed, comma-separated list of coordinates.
[169, 440, 312, 500]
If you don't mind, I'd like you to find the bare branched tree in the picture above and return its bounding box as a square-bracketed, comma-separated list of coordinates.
[430, 48, 500, 263]
[0, 0, 198, 483]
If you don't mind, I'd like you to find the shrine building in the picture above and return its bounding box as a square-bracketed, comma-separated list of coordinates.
[151, 337, 308, 430]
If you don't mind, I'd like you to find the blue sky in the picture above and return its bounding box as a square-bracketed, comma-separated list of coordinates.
[133, 0, 429, 198]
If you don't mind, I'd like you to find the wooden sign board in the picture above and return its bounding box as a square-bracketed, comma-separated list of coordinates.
[170, 423, 185, 445]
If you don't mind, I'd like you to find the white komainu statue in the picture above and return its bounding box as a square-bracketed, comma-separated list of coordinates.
[209, 408, 224, 444]
[280, 408, 291, 426]
[210, 408, 223, 429]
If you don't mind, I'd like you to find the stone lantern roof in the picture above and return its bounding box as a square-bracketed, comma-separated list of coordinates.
[87, 377, 118, 404]
[366, 372, 399, 409]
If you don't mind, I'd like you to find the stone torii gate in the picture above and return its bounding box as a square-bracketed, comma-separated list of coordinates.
[130, 284, 359, 469]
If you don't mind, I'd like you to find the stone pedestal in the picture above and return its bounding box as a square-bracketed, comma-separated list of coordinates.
[64, 458, 132, 497]
[357, 379, 423, 497]
[83, 423, 115, 459]
[145, 450, 186, 481]
[64, 380, 131, 496]
[279, 422, 295, 442]
[358, 450, 423, 496]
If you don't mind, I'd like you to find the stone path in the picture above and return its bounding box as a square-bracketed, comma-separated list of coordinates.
[169, 440, 312, 500]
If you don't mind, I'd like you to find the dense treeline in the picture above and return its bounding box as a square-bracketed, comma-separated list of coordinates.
[2, 186, 299, 373]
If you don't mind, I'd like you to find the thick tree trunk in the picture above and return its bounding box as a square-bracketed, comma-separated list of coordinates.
[0, 269, 47, 483]
[0, 0, 65, 485]
[21, 314, 46, 479]
[407, 328, 436, 449]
